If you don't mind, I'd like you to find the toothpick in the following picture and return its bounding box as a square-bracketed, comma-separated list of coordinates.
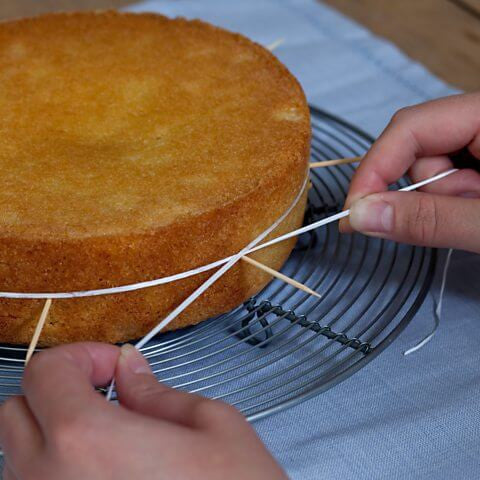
[242, 255, 321, 298]
[310, 156, 362, 168]
[266, 38, 285, 51]
[25, 298, 52, 365]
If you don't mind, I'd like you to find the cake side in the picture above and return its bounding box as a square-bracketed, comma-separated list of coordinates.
[0, 182, 308, 345]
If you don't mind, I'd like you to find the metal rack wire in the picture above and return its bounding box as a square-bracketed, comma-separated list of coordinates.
[0, 107, 436, 421]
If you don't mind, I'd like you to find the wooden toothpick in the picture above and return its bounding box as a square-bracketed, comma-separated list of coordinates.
[25, 298, 52, 365]
[266, 38, 285, 51]
[309, 156, 362, 169]
[242, 255, 321, 298]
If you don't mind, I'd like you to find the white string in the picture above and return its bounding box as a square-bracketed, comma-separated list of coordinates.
[105, 174, 309, 400]
[435, 248, 453, 320]
[0, 168, 459, 301]
[403, 248, 453, 356]
[105, 168, 459, 398]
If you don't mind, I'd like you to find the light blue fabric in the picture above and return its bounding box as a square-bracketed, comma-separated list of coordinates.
[124, 2, 480, 479]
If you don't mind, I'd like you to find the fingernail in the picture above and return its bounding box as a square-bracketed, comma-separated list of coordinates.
[350, 196, 394, 233]
[459, 191, 480, 199]
[119, 344, 152, 375]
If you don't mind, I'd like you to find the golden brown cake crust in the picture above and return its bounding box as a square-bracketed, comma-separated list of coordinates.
[0, 12, 311, 345]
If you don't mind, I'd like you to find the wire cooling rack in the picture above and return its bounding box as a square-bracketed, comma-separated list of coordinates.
[0, 107, 436, 421]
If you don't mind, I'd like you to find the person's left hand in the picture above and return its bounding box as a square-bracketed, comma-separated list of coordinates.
[0, 342, 287, 480]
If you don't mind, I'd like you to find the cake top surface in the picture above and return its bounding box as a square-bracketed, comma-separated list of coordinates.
[0, 12, 309, 240]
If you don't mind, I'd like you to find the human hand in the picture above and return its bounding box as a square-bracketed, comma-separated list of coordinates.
[340, 93, 480, 253]
[0, 343, 287, 480]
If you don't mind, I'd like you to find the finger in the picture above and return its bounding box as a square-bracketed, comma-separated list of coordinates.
[116, 345, 245, 431]
[349, 191, 480, 253]
[409, 155, 452, 191]
[22, 342, 120, 433]
[0, 397, 42, 477]
[341, 93, 480, 231]
[3, 465, 17, 480]
[351, 93, 480, 200]
[409, 156, 480, 197]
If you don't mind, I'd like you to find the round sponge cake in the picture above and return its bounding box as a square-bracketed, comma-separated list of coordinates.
[0, 12, 310, 345]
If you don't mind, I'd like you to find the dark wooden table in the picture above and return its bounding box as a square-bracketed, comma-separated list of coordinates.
[1, 0, 479, 91]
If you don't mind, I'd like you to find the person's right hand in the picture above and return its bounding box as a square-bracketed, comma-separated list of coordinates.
[340, 93, 480, 254]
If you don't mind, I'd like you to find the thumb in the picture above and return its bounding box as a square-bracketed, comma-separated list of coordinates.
[349, 191, 480, 253]
[115, 344, 233, 429]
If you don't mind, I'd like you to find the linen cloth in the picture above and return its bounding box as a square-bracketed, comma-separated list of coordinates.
[125, 2, 480, 479]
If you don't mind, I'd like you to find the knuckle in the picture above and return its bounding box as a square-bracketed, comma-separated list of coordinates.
[193, 399, 242, 425]
[23, 350, 51, 388]
[132, 381, 164, 407]
[390, 106, 414, 125]
[407, 194, 438, 244]
[0, 397, 21, 444]
[2, 395, 20, 417]
[49, 413, 94, 453]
